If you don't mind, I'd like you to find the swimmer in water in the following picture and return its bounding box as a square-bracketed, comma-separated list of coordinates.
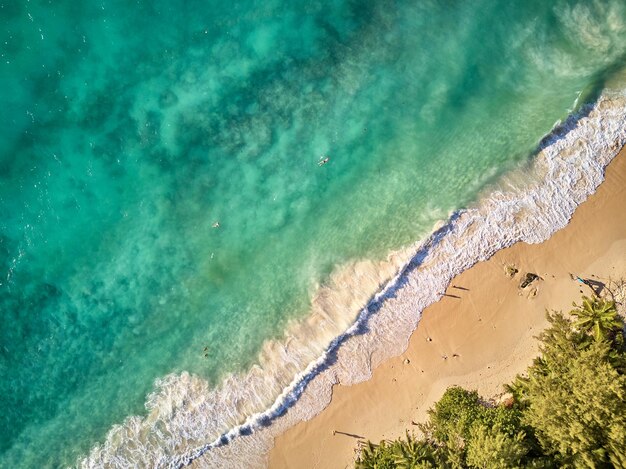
[318, 156, 330, 166]
[212, 221, 220, 228]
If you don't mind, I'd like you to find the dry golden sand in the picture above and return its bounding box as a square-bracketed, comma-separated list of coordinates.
[268, 147, 626, 469]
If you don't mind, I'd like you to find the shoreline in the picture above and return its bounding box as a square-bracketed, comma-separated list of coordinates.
[81, 92, 626, 467]
[268, 146, 626, 468]
[182, 94, 626, 467]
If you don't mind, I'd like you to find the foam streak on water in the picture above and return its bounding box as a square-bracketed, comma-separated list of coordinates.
[3, 0, 626, 466]
[79, 91, 626, 468]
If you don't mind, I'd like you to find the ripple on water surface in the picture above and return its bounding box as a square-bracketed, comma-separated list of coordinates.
[1, 0, 626, 466]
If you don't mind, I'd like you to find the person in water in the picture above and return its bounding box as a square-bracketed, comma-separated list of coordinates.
[318, 156, 330, 166]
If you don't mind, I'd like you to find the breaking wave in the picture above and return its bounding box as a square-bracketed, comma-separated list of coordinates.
[79, 89, 626, 468]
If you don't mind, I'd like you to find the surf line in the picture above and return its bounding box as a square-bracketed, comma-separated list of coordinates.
[171, 218, 460, 468]
[166, 91, 626, 468]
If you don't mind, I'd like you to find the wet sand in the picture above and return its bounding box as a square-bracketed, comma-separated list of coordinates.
[268, 147, 626, 469]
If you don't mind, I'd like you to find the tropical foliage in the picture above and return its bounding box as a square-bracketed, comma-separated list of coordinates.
[355, 296, 626, 468]
[570, 296, 623, 345]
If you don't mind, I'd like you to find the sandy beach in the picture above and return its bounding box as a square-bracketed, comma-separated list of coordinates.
[268, 146, 626, 469]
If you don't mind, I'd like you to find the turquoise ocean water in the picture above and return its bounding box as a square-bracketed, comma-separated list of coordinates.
[2, 0, 626, 466]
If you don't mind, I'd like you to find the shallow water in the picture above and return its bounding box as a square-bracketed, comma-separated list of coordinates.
[1, 0, 626, 466]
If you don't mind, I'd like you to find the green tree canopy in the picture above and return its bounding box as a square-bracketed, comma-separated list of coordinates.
[570, 296, 623, 344]
[522, 340, 626, 468]
[355, 296, 626, 469]
[465, 423, 528, 469]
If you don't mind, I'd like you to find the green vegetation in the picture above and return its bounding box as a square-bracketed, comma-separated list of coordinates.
[355, 297, 626, 468]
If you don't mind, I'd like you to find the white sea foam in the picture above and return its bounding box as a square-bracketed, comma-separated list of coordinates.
[79, 90, 626, 468]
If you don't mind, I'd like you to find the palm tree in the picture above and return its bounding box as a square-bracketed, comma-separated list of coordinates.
[392, 432, 436, 467]
[355, 440, 392, 469]
[570, 296, 621, 342]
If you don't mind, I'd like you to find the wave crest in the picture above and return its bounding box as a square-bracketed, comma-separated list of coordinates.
[79, 90, 626, 468]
